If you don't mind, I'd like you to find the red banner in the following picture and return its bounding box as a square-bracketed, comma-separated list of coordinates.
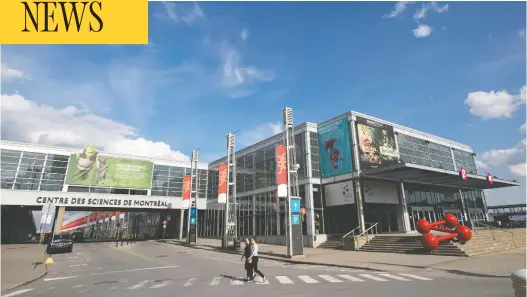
[276, 145, 288, 198]
[183, 175, 191, 201]
[217, 164, 228, 204]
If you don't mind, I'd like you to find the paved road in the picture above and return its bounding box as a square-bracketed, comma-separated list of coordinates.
[5, 241, 513, 297]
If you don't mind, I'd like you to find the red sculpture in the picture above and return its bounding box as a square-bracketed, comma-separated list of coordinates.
[417, 214, 472, 250]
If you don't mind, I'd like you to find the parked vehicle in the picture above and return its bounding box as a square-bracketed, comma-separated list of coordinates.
[46, 233, 74, 254]
[71, 231, 86, 243]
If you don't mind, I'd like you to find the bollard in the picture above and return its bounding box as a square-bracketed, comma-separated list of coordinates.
[511, 269, 527, 297]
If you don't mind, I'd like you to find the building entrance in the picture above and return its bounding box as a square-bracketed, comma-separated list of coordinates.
[409, 206, 465, 231]
[363, 204, 398, 233]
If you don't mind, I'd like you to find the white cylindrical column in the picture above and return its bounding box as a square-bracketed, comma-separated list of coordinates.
[511, 269, 527, 297]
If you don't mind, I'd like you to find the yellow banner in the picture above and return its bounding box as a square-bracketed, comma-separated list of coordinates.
[0, 0, 148, 44]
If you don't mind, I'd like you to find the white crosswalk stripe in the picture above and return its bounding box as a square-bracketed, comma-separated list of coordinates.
[318, 275, 343, 283]
[399, 273, 433, 280]
[378, 274, 411, 281]
[41, 272, 437, 292]
[338, 274, 365, 282]
[359, 274, 389, 282]
[210, 277, 222, 285]
[297, 275, 319, 283]
[129, 280, 149, 289]
[275, 276, 294, 284]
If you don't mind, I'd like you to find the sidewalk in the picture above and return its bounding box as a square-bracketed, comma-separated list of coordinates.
[160, 238, 462, 272]
[160, 238, 526, 276]
[1, 244, 48, 293]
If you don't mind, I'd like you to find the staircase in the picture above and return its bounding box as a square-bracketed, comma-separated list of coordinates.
[359, 235, 466, 256]
[318, 234, 343, 249]
[358, 228, 526, 257]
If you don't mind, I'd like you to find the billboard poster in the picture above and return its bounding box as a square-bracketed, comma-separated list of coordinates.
[355, 116, 398, 170]
[317, 117, 354, 178]
[217, 164, 228, 204]
[275, 145, 288, 198]
[66, 145, 153, 189]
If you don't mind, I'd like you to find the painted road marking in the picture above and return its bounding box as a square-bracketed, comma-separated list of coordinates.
[210, 277, 221, 286]
[129, 280, 149, 289]
[378, 274, 411, 281]
[275, 276, 294, 284]
[151, 280, 173, 289]
[3, 289, 35, 297]
[399, 273, 433, 281]
[297, 275, 319, 283]
[318, 275, 343, 283]
[230, 278, 245, 285]
[359, 274, 389, 282]
[44, 265, 179, 281]
[73, 284, 85, 288]
[337, 274, 365, 282]
[184, 278, 197, 287]
[69, 264, 88, 267]
[256, 278, 270, 284]
[67, 256, 79, 259]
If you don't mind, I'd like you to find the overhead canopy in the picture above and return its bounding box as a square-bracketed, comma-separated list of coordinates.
[360, 162, 519, 190]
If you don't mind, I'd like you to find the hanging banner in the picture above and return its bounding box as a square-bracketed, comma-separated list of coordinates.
[182, 175, 191, 208]
[217, 164, 228, 204]
[317, 117, 354, 177]
[119, 212, 125, 219]
[276, 145, 288, 198]
[355, 116, 398, 170]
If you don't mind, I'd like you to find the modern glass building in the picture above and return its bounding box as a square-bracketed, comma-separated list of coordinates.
[0, 110, 520, 246]
[203, 111, 519, 248]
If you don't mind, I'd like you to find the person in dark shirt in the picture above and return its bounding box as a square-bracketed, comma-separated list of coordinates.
[241, 237, 254, 281]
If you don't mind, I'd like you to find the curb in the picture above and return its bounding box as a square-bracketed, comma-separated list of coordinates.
[157, 240, 383, 272]
[1, 263, 48, 294]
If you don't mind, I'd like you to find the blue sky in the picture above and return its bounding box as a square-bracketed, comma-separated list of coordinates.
[1, 1, 525, 206]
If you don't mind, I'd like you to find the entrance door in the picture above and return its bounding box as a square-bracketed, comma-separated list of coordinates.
[409, 207, 437, 231]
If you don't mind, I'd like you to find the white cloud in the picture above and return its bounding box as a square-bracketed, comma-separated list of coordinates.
[520, 29, 525, 39]
[1, 64, 27, 81]
[430, 2, 449, 13]
[509, 163, 526, 177]
[521, 123, 526, 133]
[477, 139, 526, 177]
[413, 24, 432, 38]
[161, 2, 205, 25]
[413, 4, 428, 20]
[384, 1, 411, 18]
[1, 93, 190, 162]
[241, 28, 249, 42]
[220, 44, 275, 94]
[464, 85, 526, 119]
[238, 122, 283, 147]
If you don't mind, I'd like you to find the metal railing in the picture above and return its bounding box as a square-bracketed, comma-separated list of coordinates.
[472, 220, 516, 246]
[341, 222, 379, 248]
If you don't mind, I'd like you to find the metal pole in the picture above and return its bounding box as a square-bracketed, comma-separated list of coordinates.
[223, 143, 231, 248]
[285, 126, 293, 258]
[232, 137, 237, 242]
[48, 206, 59, 257]
[186, 150, 196, 243]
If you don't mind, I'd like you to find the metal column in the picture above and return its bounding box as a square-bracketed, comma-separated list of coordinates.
[186, 149, 199, 244]
[222, 133, 237, 247]
[283, 107, 303, 257]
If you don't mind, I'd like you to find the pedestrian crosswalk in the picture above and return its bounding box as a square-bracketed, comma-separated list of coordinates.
[41, 272, 433, 293]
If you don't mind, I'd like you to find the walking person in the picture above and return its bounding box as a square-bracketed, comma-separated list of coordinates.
[241, 238, 254, 281]
[248, 237, 266, 283]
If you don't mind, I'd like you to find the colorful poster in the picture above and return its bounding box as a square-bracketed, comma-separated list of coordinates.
[317, 117, 354, 178]
[217, 164, 228, 204]
[66, 145, 153, 189]
[355, 116, 398, 170]
[275, 145, 288, 198]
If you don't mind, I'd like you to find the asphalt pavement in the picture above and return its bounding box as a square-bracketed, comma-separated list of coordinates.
[4, 240, 514, 297]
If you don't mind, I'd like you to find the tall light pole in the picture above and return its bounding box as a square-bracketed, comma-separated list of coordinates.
[283, 107, 302, 257]
[223, 132, 237, 247]
[186, 149, 200, 243]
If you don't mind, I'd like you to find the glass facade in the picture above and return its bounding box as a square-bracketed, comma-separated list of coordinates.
[453, 149, 478, 174]
[1, 149, 69, 192]
[151, 164, 208, 198]
[397, 133, 456, 171]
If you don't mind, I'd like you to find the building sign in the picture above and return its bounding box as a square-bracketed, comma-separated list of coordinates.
[66, 145, 153, 189]
[317, 117, 354, 178]
[276, 145, 288, 198]
[0, 190, 214, 209]
[459, 167, 468, 180]
[217, 164, 228, 204]
[487, 173, 494, 185]
[355, 116, 398, 170]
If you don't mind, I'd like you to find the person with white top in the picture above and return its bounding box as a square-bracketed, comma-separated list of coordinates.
[247, 237, 266, 283]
